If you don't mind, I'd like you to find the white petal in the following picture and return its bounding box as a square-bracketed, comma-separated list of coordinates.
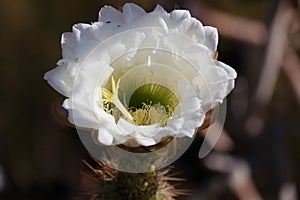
[117, 118, 160, 137]
[117, 118, 161, 146]
[173, 97, 202, 116]
[98, 128, 113, 145]
[63, 99, 99, 129]
[204, 26, 218, 54]
[94, 107, 131, 144]
[169, 9, 191, 22]
[180, 110, 205, 129]
[135, 136, 156, 146]
[170, 111, 204, 131]
[177, 129, 195, 138]
[121, 31, 145, 60]
[122, 3, 146, 23]
[215, 60, 237, 80]
[166, 96, 204, 138]
[61, 32, 76, 60]
[89, 22, 113, 42]
[211, 60, 237, 102]
[177, 78, 197, 99]
[98, 5, 123, 24]
[44, 63, 76, 97]
[156, 127, 174, 138]
[72, 23, 100, 62]
[74, 61, 109, 95]
[63, 62, 114, 129]
[181, 42, 211, 58]
[61, 23, 100, 63]
[167, 117, 184, 131]
[135, 14, 168, 30]
[56, 58, 75, 66]
[177, 17, 205, 42]
[153, 4, 168, 15]
[94, 105, 116, 127]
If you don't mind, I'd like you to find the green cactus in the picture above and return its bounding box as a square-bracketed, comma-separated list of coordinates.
[79, 155, 188, 200]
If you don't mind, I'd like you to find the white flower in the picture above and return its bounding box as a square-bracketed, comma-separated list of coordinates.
[44, 3, 237, 147]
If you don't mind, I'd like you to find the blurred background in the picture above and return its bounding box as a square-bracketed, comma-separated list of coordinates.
[0, 0, 299, 199]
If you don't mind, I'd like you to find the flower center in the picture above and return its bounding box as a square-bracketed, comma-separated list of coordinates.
[100, 49, 198, 127]
[101, 80, 179, 126]
[129, 83, 179, 126]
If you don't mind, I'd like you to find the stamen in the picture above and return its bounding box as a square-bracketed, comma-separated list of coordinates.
[126, 83, 179, 126]
[100, 80, 178, 126]
[130, 103, 170, 126]
[100, 77, 134, 123]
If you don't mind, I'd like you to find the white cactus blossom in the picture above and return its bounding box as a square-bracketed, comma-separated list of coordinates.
[44, 3, 237, 147]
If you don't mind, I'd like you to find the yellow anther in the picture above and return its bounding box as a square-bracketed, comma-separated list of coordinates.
[100, 77, 134, 122]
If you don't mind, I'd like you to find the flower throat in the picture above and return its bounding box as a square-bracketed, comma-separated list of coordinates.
[129, 83, 179, 126]
[102, 80, 179, 126]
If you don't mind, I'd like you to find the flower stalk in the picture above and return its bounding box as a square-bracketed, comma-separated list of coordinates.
[81, 155, 188, 200]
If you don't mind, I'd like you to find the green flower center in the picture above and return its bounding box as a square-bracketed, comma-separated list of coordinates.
[101, 80, 179, 126]
[129, 83, 179, 111]
[129, 83, 179, 126]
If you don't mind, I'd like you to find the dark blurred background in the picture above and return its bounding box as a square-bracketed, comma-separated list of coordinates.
[0, 0, 299, 199]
